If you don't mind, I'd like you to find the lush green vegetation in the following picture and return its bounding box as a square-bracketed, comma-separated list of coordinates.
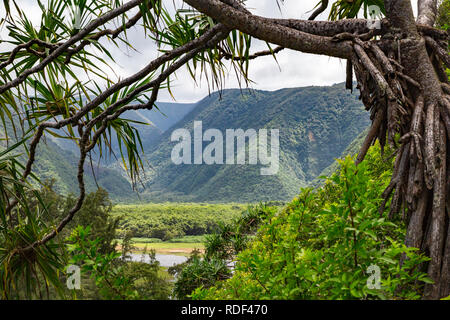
[170, 204, 275, 299]
[437, 0, 450, 31]
[116, 235, 207, 256]
[169, 144, 433, 300]
[166, 235, 207, 243]
[118, 235, 206, 244]
[118, 239, 205, 255]
[0, 136, 440, 300]
[0, 185, 173, 299]
[111, 203, 248, 240]
[67, 226, 172, 300]
[1, 0, 448, 301]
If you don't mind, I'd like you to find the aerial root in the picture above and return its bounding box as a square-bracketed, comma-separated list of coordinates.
[425, 36, 450, 70]
[424, 102, 437, 190]
[330, 12, 450, 300]
[439, 98, 450, 140]
[441, 83, 450, 95]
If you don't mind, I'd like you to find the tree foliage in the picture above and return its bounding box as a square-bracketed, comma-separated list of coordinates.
[191, 144, 432, 300]
[111, 202, 246, 240]
[171, 203, 275, 299]
[0, 0, 449, 299]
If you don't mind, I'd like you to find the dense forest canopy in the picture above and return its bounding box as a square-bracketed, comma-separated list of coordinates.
[0, 0, 449, 299]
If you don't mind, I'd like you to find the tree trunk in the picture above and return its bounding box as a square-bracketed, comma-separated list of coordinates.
[382, 0, 449, 299]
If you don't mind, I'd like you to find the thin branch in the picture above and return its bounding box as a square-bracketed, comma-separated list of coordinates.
[0, 0, 145, 95]
[425, 36, 450, 70]
[64, 10, 144, 64]
[417, 24, 449, 40]
[218, 45, 284, 61]
[395, 71, 421, 88]
[0, 39, 59, 70]
[308, 0, 329, 21]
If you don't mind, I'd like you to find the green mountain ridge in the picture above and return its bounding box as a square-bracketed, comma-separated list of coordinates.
[137, 83, 370, 202]
[27, 101, 197, 200]
[2, 83, 370, 203]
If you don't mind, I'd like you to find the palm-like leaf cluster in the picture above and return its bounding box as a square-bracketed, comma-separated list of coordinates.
[0, 0, 263, 298]
[328, 0, 385, 20]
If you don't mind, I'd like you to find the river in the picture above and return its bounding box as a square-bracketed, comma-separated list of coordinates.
[128, 253, 188, 267]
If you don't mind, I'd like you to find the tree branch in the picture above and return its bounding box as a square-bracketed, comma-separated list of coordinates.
[218, 45, 284, 61]
[0, 0, 145, 95]
[183, 0, 354, 59]
[15, 25, 231, 254]
[425, 36, 450, 69]
[258, 18, 388, 38]
[64, 10, 143, 64]
[0, 39, 58, 70]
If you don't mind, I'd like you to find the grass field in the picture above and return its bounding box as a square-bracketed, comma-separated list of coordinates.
[117, 235, 207, 244]
[116, 236, 206, 255]
[130, 242, 204, 255]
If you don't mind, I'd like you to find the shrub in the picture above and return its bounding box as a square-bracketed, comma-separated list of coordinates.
[192, 145, 431, 300]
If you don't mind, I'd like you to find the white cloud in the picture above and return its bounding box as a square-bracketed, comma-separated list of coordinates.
[2, 0, 420, 102]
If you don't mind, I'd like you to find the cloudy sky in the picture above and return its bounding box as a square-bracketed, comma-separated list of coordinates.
[1, 0, 419, 103]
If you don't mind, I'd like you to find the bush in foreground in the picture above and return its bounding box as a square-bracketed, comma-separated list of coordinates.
[191, 145, 432, 300]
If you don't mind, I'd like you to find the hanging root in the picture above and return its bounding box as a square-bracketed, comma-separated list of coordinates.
[335, 27, 450, 298]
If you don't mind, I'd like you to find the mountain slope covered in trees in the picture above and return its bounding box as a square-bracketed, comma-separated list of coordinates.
[0, 135, 137, 201]
[50, 101, 197, 163]
[25, 102, 197, 200]
[138, 83, 370, 202]
[5, 83, 370, 202]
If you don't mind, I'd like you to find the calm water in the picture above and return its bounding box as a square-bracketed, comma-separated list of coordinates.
[128, 253, 187, 267]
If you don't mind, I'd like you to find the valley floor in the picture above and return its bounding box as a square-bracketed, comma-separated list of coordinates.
[116, 238, 205, 256]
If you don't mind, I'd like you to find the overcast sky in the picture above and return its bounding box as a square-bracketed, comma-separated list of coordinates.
[2, 0, 419, 103]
